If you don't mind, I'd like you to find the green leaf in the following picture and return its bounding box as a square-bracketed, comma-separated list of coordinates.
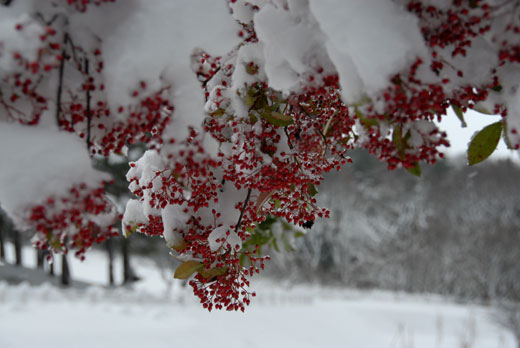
[406, 162, 421, 177]
[249, 113, 258, 124]
[272, 238, 280, 252]
[307, 183, 318, 197]
[392, 124, 406, 159]
[451, 104, 467, 128]
[260, 110, 294, 127]
[245, 62, 259, 75]
[174, 261, 203, 279]
[355, 107, 379, 128]
[502, 122, 514, 150]
[50, 238, 63, 251]
[473, 106, 493, 115]
[258, 216, 276, 230]
[239, 253, 246, 266]
[210, 108, 226, 117]
[467, 121, 503, 165]
[123, 223, 137, 238]
[244, 94, 256, 107]
[198, 267, 227, 279]
[46, 231, 63, 251]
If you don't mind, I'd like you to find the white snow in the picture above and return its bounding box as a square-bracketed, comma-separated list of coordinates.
[309, 0, 428, 103]
[161, 203, 188, 249]
[208, 225, 242, 252]
[100, 1, 239, 143]
[0, 11, 43, 74]
[0, 245, 517, 348]
[254, 1, 332, 93]
[0, 123, 110, 227]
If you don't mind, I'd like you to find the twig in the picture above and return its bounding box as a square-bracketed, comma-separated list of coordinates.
[298, 103, 328, 144]
[64, 35, 81, 68]
[35, 12, 60, 26]
[234, 188, 252, 233]
[283, 126, 294, 150]
[317, 127, 328, 144]
[202, 66, 221, 88]
[0, 99, 25, 119]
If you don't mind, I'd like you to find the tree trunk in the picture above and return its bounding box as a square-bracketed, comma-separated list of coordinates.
[61, 253, 70, 286]
[13, 230, 22, 266]
[0, 225, 5, 261]
[106, 238, 114, 286]
[122, 237, 138, 284]
[36, 249, 44, 269]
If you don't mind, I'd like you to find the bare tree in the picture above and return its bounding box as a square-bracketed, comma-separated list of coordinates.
[122, 237, 139, 284]
[494, 302, 520, 348]
[0, 214, 5, 261]
[106, 238, 115, 286]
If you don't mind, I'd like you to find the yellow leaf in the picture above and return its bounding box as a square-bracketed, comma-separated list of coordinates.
[168, 238, 187, 251]
[198, 267, 227, 279]
[174, 261, 203, 279]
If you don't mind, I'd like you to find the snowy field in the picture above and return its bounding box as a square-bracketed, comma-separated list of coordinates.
[0, 245, 516, 348]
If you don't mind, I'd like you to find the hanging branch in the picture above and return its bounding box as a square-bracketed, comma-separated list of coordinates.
[55, 33, 68, 128]
[84, 58, 92, 152]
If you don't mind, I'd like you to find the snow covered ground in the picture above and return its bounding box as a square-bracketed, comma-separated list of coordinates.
[0, 244, 516, 348]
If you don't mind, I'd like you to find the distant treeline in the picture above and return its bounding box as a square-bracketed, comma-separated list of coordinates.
[268, 150, 520, 302]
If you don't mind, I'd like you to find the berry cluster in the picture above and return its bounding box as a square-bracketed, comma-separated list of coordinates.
[0, 22, 61, 124]
[60, 78, 173, 157]
[407, 0, 492, 57]
[128, 130, 220, 215]
[2, 3, 173, 157]
[2, 0, 520, 312]
[355, 59, 450, 170]
[124, 41, 354, 310]
[63, 0, 116, 12]
[352, 0, 520, 170]
[29, 182, 118, 259]
[405, 0, 520, 144]
[0, 0, 173, 256]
